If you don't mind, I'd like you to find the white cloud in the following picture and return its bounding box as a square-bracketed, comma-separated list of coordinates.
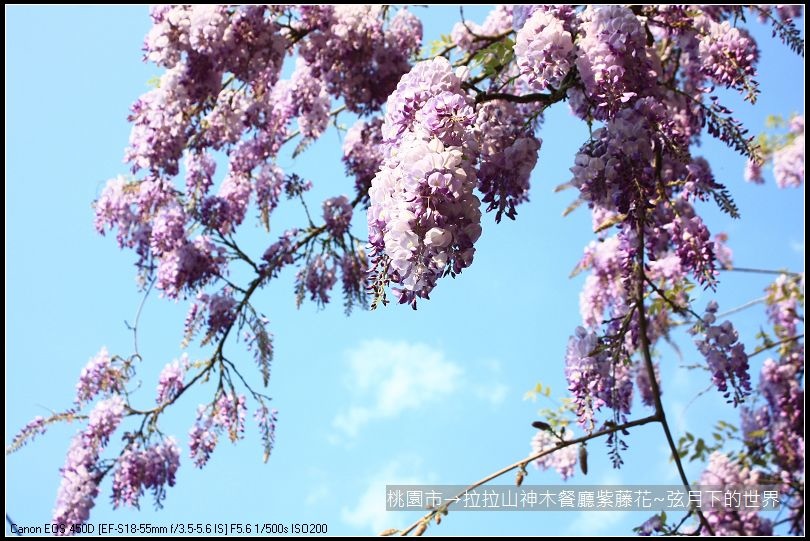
[472, 382, 509, 405]
[333, 340, 461, 437]
[332, 340, 507, 438]
[341, 457, 433, 534]
[790, 240, 804, 254]
[333, 407, 374, 438]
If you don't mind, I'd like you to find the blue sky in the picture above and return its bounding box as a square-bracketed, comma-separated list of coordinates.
[5, 6, 804, 536]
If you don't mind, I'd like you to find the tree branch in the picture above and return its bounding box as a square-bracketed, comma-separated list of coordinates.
[474, 91, 554, 105]
[398, 414, 659, 536]
[645, 276, 705, 323]
[122, 188, 372, 422]
[218, 233, 260, 275]
[473, 71, 575, 111]
[282, 105, 346, 146]
[749, 333, 804, 358]
[635, 156, 715, 535]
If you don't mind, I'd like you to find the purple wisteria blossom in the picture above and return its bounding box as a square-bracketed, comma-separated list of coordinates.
[691, 301, 751, 405]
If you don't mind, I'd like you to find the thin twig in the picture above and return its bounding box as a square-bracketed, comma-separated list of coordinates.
[126, 278, 155, 357]
[669, 508, 697, 535]
[418, 41, 457, 62]
[221, 356, 272, 401]
[749, 334, 804, 358]
[715, 295, 767, 319]
[645, 276, 705, 322]
[683, 382, 715, 414]
[219, 234, 260, 274]
[282, 105, 346, 145]
[721, 266, 803, 277]
[670, 295, 768, 327]
[473, 70, 575, 112]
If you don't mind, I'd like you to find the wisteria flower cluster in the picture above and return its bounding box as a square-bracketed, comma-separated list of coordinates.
[189, 393, 248, 468]
[738, 273, 804, 533]
[530, 430, 579, 480]
[697, 452, 773, 535]
[368, 57, 483, 306]
[564, 326, 633, 430]
[690, 301, 752, 405]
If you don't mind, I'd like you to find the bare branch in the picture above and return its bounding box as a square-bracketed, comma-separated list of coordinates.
[721, 266, 803, 277]
[399, 414, 659, 535]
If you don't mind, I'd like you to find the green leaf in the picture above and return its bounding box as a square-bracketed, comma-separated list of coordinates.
[424, 34, 454, 58]
[471, 38, 515, 79]
[747, 429, 767, 439]
[765, 114, 784, 128]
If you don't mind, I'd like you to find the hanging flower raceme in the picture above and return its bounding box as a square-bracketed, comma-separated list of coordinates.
[189, 393, 247, 468]
[690, 301, 751, 405]
[570, 5, 656, 120]
[297, 6, 422, 114]
[53, 397, 126, 533]
[111, 439, 181, 509]
[514, 9, 575, 92]
[450, 5, 514, 54]
[570, 98, 663, 214]
[564, 326, 633, 430]
[343, 118, 385, 201]
[369, 58, 482, 306]
[473, 101, 541, 222]
[531, 430, 579, 480]
[697, 18, 759, 100]
[322, 196, 353, 238]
